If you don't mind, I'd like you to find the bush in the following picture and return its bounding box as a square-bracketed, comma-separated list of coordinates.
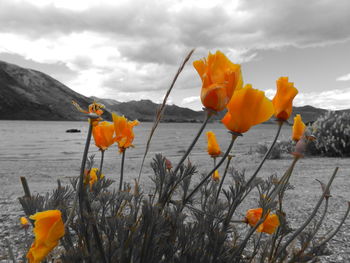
[255, 140, 294, 159]
[307, 111, 350, 157]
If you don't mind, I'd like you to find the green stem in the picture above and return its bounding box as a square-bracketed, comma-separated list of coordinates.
[173, 109, 213, 175]
[99, 150, 105, 177]
[215, 155, 232, 204]
[119, 150, 126, 191]
[183, 134, 238, 206]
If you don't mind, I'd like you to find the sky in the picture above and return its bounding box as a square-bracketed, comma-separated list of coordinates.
[0, 0, 350, 111]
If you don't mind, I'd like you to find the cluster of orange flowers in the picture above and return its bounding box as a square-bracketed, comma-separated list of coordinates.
[195, 51, 298, 134]
[198, 51, 309, 234]
[92, 113, 139, 153]
[21, 50, 312, 262]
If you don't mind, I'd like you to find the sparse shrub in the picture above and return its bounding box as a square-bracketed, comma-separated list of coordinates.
[255, 140, 294, 159]
[307, 111, 350, 157]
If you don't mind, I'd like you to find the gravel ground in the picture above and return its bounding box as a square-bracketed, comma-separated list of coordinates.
[1, 154, 349, 262]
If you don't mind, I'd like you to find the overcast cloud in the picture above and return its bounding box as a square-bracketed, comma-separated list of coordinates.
[0, 0, 349, 110]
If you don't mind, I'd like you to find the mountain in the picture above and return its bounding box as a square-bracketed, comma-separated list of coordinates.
[104, 99, 204, 122]
[0, 60, 93, 120]
[0, 59, 343, 123]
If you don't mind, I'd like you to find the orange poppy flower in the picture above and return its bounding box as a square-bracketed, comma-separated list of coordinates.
[84, 168, 104, 190]
[245, 208, 280, 234]
[92, 121, 115, 150]
[212, 170, 220, 181]
[27, 210, 65, 263]
[112, 113, 139, 153]
[206, 131, 221, 157]
[222, 84, 274, 134]
[292, 114, 306, 141]
[193, 50, 243, 112]
[272, 77, 298, 121]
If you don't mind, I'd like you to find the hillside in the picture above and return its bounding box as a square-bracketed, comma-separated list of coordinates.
[0, 60, 339, 123]
[0, 60, 92, 120]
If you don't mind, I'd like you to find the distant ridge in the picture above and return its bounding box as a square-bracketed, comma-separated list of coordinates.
[0, 60, 92, 120]
[0, 59, 342, 122]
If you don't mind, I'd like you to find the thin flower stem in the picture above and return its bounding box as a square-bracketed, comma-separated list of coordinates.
[65, 120, 93, 227]
[276, 167, 339, 259]
[173, 109, 213, 175]
[215, 155, 233, 204]
[287, 198, 330, 263]
[99, 150, 105, 176]
[137, 49, 195, 182]
[119, 150, 126, 191]
[183, 134, 238, 206]
[84, 197, 107, 263]
[310, 201, 350, 253]
[160, 110, 213, 207]
[20, 176, 31, 198]
[246, 120, 283, 187]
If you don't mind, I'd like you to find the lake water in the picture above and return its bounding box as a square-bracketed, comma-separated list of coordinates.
[0, 121, 292, 194]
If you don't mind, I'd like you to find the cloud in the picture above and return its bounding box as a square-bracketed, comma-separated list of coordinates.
[182, 96, 199, 104]
[0, 52, 76, 82]
[0, 0, 350, 110]
[336, 73, 350, 81]
[294, 88, 350, 110]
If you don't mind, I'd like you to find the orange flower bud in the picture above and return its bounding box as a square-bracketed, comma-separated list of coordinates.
[72, 100, 105, 116]
[245, 208, 280, 234]
[27, 210, 65, 263]
[112, 113, 139, 153]
[272, 77, 298, 121]
[292, 114, 306, 141]
[212, 170, 220, 181]
[222, 85, 274, 134]
[92, 121, 115, 150]
[20, 216, 30, 229]
[165, 158, 173, 170]
[206, 131, 221, 157]
[193, 51, 243, 112]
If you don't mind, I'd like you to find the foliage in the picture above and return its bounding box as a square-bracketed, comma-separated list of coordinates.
[255, 140, 294, 159]
[17, 154, 349, 263]
[307, 111, 350, 157]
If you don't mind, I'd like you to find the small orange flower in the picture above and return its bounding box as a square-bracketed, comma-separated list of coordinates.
[222, 84, 274, 134]
[206, 131, 221, 157]
[272, 77, 298, 121]
[92, 121, 115, 150]
[212, 170, 220, 181]
[27, 210, 65, 263]
[84, 168, 104, 190]
[193, 50, 243, 112]
[292, 114, 306, 141]
[20, 216, 30, 229]
[245, 208, 280, 234]
[112, 113, 139, 153]
[72, 100, 105, 116]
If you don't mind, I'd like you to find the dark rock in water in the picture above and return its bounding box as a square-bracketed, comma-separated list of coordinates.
[66, 129, 81, 133]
